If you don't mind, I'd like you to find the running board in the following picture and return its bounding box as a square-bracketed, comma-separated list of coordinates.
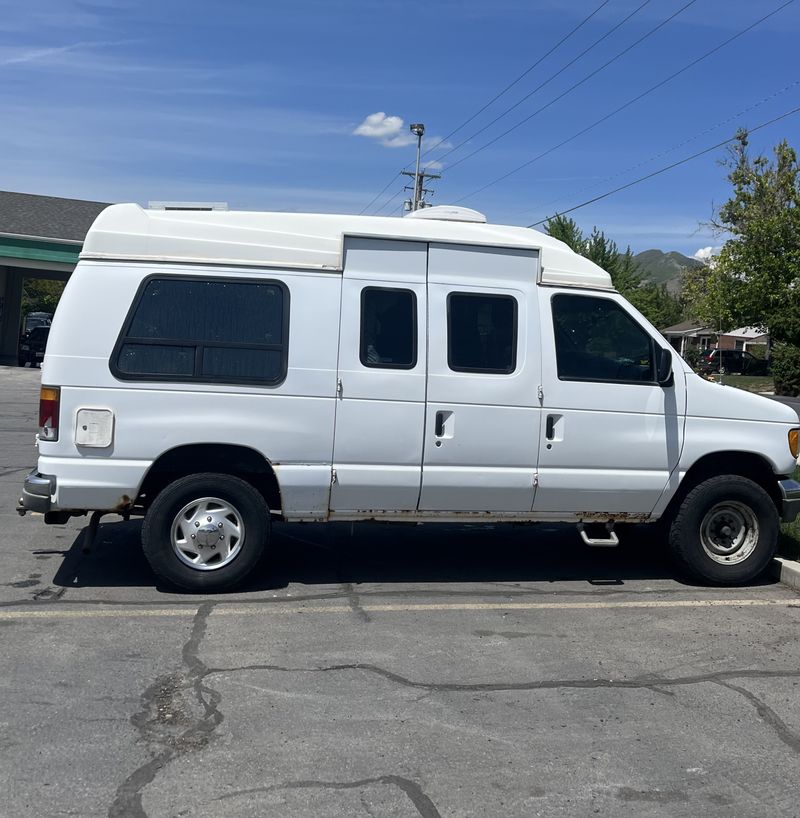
[577, 521, 619, 548]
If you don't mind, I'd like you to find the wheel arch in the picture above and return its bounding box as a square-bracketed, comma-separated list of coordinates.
[664, 450, 782, 522]
[137, 443, 282, 515]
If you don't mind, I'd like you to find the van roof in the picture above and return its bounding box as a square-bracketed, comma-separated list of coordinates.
[80, 203, 614, 291]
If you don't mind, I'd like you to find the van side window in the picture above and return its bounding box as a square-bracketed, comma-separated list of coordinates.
[447, 292, 517, 374]
[552, 294, 655, 383]
[360, 287, 417, 369]
[113, 277, 288, 385]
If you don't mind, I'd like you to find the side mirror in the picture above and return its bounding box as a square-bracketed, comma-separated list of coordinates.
[655, 346, 673, 386]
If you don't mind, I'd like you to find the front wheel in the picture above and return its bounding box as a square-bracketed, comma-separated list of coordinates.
[668, 475, 778, 585]
[142, 473, 269, 591]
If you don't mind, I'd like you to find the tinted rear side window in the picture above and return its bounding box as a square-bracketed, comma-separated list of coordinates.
[360, 287, 417, 369]
[552, 294, 655, 383]
[113, 277, 288, 385]
[448, 292, 517, 374]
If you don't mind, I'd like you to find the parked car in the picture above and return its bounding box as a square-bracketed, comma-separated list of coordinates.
[21, 311, 52, 334]
[17, 203, 800, 591]
[18, 326, 50, 367]
[18, 312, 52, 366]
[699, 348, 770, 375]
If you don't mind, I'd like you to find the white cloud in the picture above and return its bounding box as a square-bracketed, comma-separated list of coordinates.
[353, 112, 454, 158]
[0, 41, 116, 66]
[694, 246, 722, 261]
[423, 160, 443, 171]
[353, 112, 417, 148]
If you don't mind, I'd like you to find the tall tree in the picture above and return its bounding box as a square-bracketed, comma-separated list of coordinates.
[610, 243, 645, 295]
[21, 279, 65, 315]
[543, 216, 683, 327]
[544, 214, 585, 254]
[627, 282, 684, 330]
[584, 226, 623, 278]
[684, 130, 800, 342]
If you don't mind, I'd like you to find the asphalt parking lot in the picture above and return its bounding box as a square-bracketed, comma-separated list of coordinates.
[2, 364, 800, 818]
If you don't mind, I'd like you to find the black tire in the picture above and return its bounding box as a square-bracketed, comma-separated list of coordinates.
[668, 475, 778, 585]
[142, 472, 269, 592]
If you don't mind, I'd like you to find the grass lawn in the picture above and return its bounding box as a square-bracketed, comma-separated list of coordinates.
[708, 374, 774, 393]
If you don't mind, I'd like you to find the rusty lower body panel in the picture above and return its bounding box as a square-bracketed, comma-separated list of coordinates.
[320, 509, 653, 524]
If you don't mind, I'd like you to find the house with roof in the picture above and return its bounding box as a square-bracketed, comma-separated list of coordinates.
[661, 320, 770, 359]
[716, 326, 769, 352]
[660, 321, 717, 355]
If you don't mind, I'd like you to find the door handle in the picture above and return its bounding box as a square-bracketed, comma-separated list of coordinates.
[545, 415, 555, 440]
[435, 411, 445, 437]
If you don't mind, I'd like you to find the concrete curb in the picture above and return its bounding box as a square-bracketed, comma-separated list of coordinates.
[772, 556, 800, 592]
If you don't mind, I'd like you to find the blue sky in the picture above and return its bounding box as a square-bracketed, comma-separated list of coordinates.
[1, 0, 798, 255]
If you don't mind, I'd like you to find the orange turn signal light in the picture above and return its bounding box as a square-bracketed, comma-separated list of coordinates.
[789, 429, 799, 459]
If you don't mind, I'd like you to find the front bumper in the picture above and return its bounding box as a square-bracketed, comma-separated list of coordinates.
[779, 479, 800, 523]
[17, 470, 54, 515]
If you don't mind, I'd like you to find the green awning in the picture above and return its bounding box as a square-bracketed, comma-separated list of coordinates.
[0, 236, 80, 265]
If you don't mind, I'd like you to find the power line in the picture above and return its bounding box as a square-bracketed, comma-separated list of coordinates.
[526, 78, 800, 218]
[358, 173, 401, 216]
[443, 0, 698, 175]
[525, 104, 800, 227]
[359, 1, 612, 214]
[422, 0, 612, 158]
[454, 0, 796, 204]
[373, 187, 405, 217]
[432, 0, 657, 167]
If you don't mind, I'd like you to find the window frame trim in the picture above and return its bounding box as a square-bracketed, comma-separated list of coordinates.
[110, 272, 290, 387]
[550, 292, 659, 387]
[446, 290, 519, 375]
[358, 285, 419, 370]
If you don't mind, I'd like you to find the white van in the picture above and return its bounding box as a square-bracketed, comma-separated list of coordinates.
[18, 204, 800, 590]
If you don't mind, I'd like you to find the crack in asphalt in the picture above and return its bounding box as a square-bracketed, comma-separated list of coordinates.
[0, 583, 790, 610]
[107, 603, 222, 818]
[206, 663, 800, 694]
[31, 586, 66, 601]
[341, 582, 371, 623]
[213, 775, 443, 817]
[206, 662, 800, 753]
[714, 679, 800, 753]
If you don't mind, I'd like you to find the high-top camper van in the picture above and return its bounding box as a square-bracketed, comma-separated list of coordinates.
[18, 204, 800, 590]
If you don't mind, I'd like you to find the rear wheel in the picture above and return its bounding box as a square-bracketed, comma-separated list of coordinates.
[668, 475, 778, 584]
[142, 472, 269, 591]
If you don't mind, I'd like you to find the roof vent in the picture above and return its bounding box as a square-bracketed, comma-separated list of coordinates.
[148, 201, 228, 211]
[404, 205, 487, 223]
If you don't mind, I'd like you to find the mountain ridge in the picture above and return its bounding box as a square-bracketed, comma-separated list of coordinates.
[633, 249, 704, 293]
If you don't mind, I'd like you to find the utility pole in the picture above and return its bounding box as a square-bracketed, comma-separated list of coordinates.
[402, 122, 441, 212]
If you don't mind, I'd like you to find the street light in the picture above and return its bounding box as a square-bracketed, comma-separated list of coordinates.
[410, 123, 425, 211]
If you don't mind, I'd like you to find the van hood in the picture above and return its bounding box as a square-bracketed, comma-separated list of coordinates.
[686, 373, 799, 424]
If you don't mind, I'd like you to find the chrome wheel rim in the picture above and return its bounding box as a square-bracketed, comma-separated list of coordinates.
[170, 497, 244, 571]
[700, 501, 759, 565]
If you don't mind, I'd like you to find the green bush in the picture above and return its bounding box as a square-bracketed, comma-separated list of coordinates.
[771, 343, 800, 396]
[682, 346, 704, 369]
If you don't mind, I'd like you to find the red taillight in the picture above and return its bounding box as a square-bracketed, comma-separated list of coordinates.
[39, 386, 60, 441]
